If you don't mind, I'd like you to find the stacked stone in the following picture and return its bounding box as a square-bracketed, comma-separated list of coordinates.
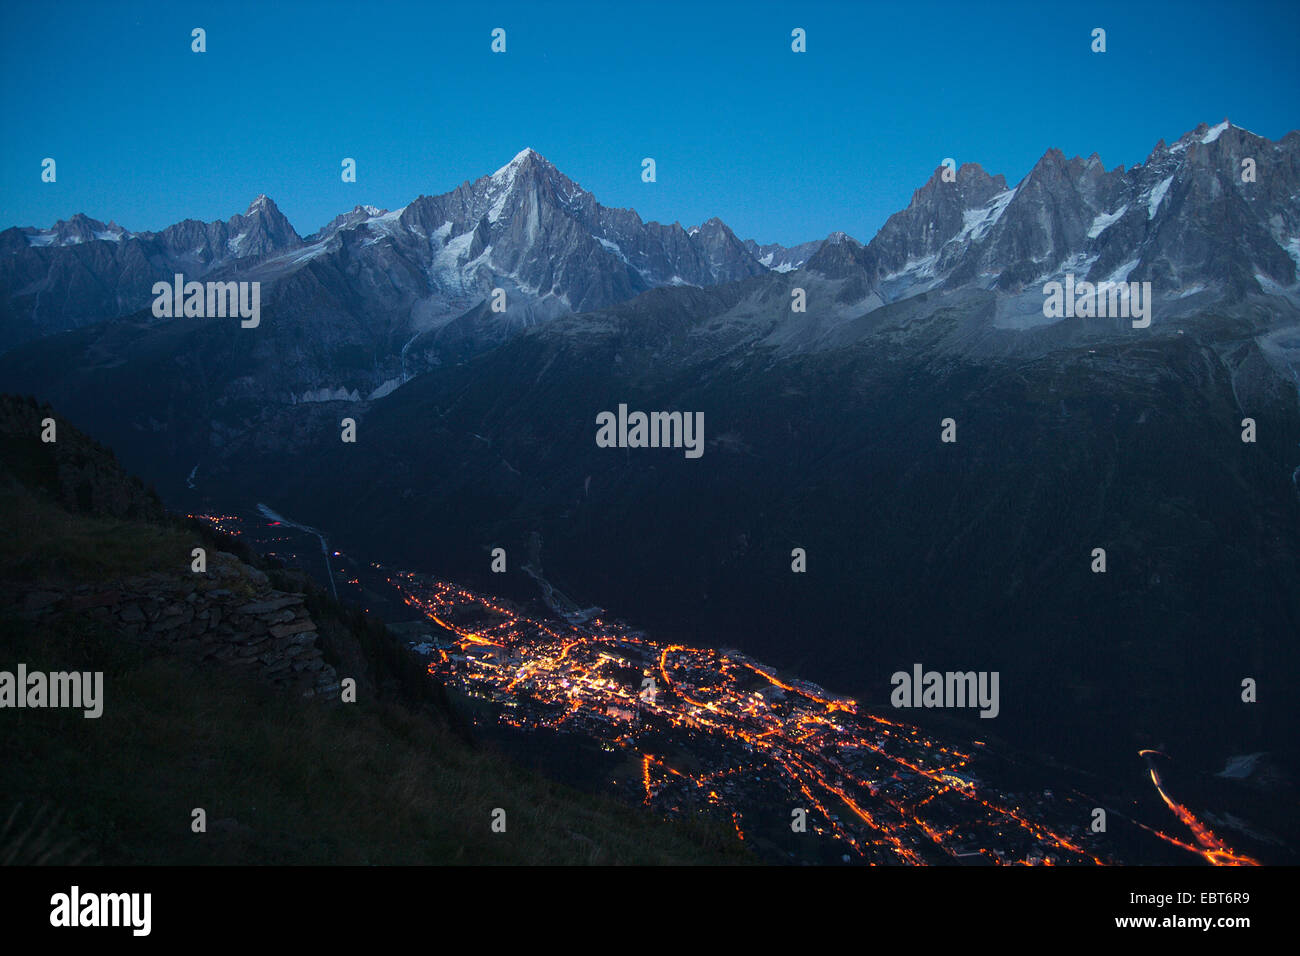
[8, 551, 340, 700]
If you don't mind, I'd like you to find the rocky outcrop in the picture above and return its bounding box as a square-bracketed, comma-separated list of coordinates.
[5, 550, 341, 700]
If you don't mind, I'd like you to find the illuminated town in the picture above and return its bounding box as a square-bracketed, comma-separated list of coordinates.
[392, 571, 1114, 864]
[189, 510, 1266, 866]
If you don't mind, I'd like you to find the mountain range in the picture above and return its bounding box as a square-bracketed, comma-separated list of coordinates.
[0, 148, 782, 377]
[4, 121, 1297, 379]
[3, 121, 1298, 774]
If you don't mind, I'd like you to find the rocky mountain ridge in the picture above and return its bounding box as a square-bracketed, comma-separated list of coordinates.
[0, 149, 784, 358]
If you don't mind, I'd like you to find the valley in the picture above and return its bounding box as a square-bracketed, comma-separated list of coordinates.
[6, 119, 1300, 868]
[182, 502, 1293, 865]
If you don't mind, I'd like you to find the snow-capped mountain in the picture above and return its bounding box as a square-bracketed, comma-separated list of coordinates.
[860, 120, 1300, 311]
[4, 122, 1298, 424]
[668, 120, 1300, 360]
[382, 147, 769, 326]
[0, 148, 772, 356]
[8, 194, 301, 261]
[0, 195, 304, 346]
[306, 204, 390, 242]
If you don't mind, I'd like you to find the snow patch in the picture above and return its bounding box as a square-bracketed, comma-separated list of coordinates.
[464, 243, 493, 279]
[486, 151, 536, 223]
[495, 147, 537, 175]
[1201, 121, 1230, 144]
[1253, 272, 1300, 305]
[758, 249, 804, 272]
[1284, 237, 1300, 273]
[487, 186, 512, 223]
[1087, 204, 1128, 239]
[295, 386, 361, 403]
[1105, 258, 1142, 284]
[883, 253, 940, 281]
[596, 237, 628, 263]
[361, 207, 408, 246]
[1147, 176, 1174, 219]
[289, 240, 330, 264]
[430, 229, 477, 291]
[953, 188, 1016, 245]
[368, 377, 404, 400]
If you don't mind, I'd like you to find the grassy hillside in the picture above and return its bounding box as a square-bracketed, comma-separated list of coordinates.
[0, 397, 745, 865]
[1, 605, 741, 864]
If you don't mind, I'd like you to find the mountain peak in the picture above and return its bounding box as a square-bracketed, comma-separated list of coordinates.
[1029, 148, 1067, 172]
[222, 194, 300, 255]
[246, 194, 277, 216]
[692, 216, 730, 234]
[494, 147, 549, 178]
[1198, 119, 1232, 143]
[1166, 119, 1253, 153]
[804, 230, 866, 278]
[909, 161, 1005, 209]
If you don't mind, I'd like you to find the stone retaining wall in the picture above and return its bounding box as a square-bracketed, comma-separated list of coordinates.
[8, 550, 341, 699]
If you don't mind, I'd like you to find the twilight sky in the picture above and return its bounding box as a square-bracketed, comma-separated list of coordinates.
[2, 0, 1297, 245]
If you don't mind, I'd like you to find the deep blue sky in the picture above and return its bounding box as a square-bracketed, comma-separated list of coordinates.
[2, 0, 1297, 246]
